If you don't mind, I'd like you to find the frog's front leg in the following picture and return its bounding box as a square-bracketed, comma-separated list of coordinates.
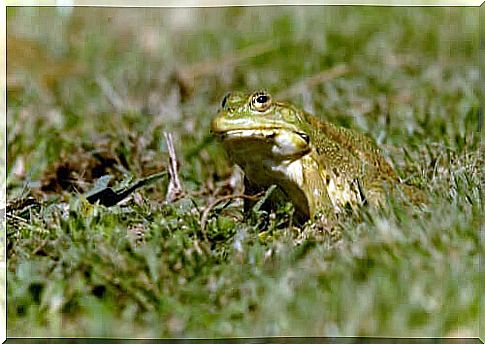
[243, 176, 289, 220]
[243, 175, 264, 214]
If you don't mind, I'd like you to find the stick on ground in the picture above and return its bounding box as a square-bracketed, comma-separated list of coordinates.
[164, 132, 184, 203]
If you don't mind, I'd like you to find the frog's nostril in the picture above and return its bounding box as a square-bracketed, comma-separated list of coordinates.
[221, 93, 231, 108]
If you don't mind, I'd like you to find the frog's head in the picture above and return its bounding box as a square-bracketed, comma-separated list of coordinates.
[211, 91, 311, 160]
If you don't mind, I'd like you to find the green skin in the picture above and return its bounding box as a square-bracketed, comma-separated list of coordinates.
[211, 91, 424, 221]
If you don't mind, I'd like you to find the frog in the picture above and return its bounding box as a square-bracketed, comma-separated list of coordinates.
[210, 90, 425, 222]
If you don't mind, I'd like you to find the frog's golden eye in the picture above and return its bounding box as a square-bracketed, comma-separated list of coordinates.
[251, 92, 272, 112]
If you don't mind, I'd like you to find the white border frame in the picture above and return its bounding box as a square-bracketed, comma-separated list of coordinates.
[1, 2, 483, 343]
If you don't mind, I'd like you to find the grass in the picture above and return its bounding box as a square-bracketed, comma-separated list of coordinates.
[6, 6, 482, 338]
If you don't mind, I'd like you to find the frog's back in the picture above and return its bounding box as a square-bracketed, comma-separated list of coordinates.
[306, 111, 428, 206]
[301, 111, 398, 179]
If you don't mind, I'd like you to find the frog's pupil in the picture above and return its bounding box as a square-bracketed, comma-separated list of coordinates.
[256, 95, 268, 104]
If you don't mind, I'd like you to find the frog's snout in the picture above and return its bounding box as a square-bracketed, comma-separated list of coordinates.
[209, 118, 220, 137]
[210, 115, 231, 138]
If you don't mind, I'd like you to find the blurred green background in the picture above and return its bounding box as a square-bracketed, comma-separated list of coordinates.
[6, 6, 482, 338]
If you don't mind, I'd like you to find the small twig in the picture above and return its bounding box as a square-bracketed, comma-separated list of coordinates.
[200, 192, 265, 240]
[164, 132, 183, 203]
[276, 64, 350, 99]
[6, 196, 39, 214]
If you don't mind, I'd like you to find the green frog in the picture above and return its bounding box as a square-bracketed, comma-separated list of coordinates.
[211, 90, 424, 222]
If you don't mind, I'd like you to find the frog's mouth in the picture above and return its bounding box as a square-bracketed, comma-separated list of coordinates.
[220, 129, 278, 139]
[217, 128, 311, 159]
[217, 128, 310, 144]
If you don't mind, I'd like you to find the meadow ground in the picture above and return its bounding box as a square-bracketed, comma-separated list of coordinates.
[5, 6, 482, 338]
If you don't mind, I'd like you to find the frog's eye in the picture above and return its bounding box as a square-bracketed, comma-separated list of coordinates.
[251, 92, 272, 112]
